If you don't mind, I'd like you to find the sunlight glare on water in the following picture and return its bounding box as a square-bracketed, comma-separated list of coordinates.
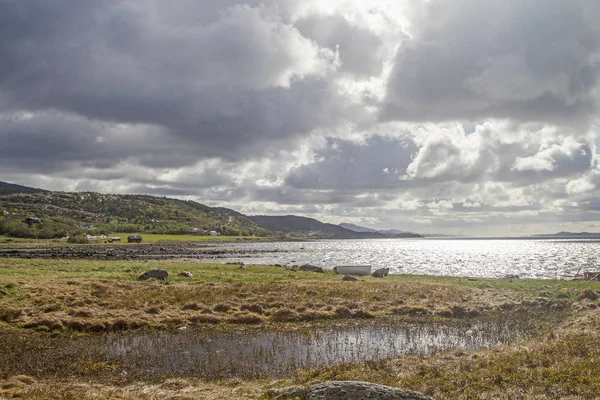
[197, 238, 600, 279]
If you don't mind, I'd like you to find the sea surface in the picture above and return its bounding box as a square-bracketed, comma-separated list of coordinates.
[197, 238, 600, 279]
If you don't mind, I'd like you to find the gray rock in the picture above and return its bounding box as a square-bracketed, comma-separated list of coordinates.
[138, 269, 169, 282]
[299, 264, 324, 273]
[504, 274, 520, 279]
[342, 274, 358, 281]
[372, 267, 390, 278]
[271, 381, 434, 400]
[238, 262, 246, 270]
[177, 271, 193, 278]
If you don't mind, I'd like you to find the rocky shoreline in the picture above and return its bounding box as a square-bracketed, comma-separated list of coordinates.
[0, 243, 277, 261]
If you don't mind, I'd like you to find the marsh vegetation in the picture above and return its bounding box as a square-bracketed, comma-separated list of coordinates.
[1, 249, 600, 399]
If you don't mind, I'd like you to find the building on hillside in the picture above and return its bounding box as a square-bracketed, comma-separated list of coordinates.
[77, 224, 96, 230]
[127, 235, 143, 243]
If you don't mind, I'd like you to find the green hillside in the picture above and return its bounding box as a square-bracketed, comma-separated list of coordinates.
[0, 189, 271, 239]
[0, 181, 46, 194]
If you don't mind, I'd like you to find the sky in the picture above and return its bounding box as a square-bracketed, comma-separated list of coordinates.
[1, 0, 600, 236]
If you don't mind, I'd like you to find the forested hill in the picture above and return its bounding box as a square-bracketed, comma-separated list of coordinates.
[0, 181, 422, 240]
[0, 181, 46, 194]
[0, 189, 269, 238]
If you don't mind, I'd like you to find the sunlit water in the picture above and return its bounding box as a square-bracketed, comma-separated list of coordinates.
[191, 238, 600, 279]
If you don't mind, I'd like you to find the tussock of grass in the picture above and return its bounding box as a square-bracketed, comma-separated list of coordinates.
[7, 257, 542, 331]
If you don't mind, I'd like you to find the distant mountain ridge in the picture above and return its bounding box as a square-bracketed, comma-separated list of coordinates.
[338, 223, 377, 233]
[340, 222, 422, 238]
[0, 181, 46, 194]
[246, 217, 422, 239]
[531, 231, 600, 238]
[247, 215, 383, 239]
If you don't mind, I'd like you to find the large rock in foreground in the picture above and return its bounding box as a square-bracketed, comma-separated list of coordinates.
[271, 381, 434, 400]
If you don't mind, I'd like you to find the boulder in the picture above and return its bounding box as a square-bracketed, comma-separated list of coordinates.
[299, 264, 324, 273]
[177, 271, 193, 278]
[372, 267, 390, 278]
[271, 381, 434, 400]
[342, 274, 358, 281]
[138, 269, 169, 282]
[504, 274, 520, 279]
[238, 262, 247, 270]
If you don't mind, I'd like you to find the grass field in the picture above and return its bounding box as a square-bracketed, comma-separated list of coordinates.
[0, 233, 270, 248]
[109, 233, 270, 244]
[1, 257, 600, 399]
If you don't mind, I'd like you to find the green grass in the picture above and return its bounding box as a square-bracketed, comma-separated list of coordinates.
[0, 233, 271, 248]
[2, 257, 599, 290]
[0, 258, 333, 283]
[110, 233, 269, 244]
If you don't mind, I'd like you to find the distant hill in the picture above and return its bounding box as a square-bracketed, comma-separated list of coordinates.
[531, 232, 600, 238]
[0, 181, 47, 194]
[249, 216, 422, 239]
[248, 215, 384, 238]
[340, 222, 422, 238]
[339, 223, 377, 233]
[0, 190, 270, 239]
[0, 181, 425, 240]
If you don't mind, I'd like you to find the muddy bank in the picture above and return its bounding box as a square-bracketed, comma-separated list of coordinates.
[0, 243, 277, 261]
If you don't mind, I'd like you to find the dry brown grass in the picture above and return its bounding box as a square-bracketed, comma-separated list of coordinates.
[0, 376, 269, 400]
[1, 274, 546, 333]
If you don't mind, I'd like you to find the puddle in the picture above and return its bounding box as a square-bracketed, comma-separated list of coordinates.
[78, 319, 533, 379]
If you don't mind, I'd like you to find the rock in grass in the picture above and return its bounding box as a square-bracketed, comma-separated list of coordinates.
[271, 381, 434, 400]
[372, 267, 390, 278]
[177, 271, 193, 278]
[299, 264, 324, 273]
[238, 262, 246, 270]
[342, 274, 358, 281]
[138, 269, 169, 282]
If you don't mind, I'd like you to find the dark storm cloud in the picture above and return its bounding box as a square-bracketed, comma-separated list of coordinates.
[382, 0, 600, 124]
[0, 112, 204, 172]
[0, 0, 352, 163]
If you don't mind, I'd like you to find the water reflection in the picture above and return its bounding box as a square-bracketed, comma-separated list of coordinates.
[92, 320, 530, 379]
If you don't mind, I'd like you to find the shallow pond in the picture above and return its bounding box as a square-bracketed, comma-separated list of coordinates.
[77, 319, 535, 379]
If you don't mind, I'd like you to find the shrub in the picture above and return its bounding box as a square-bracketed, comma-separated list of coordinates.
[67, 234, 89, 244]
